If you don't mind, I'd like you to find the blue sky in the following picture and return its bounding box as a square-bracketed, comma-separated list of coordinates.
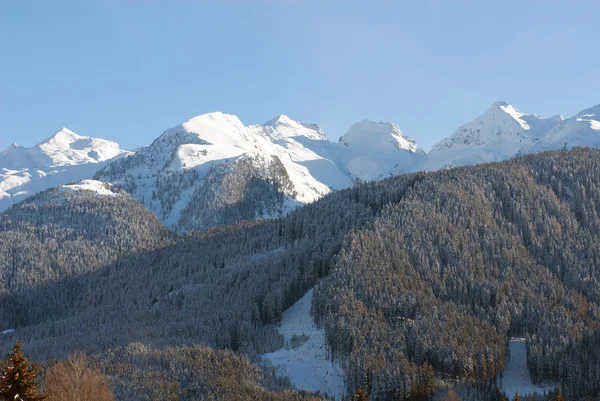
[1, 0, 599, 152]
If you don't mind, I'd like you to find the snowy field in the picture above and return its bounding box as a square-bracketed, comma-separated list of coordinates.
[262, 289, 346, 400]
[501, 338, 559, 398]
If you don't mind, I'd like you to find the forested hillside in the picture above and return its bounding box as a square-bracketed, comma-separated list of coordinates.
[0, 184, 172, 292]
[1, 149, 600, 400]
[313, 148, 600, 400]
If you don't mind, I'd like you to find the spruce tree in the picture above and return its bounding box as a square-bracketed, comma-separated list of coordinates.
[0, 341, 45, 401]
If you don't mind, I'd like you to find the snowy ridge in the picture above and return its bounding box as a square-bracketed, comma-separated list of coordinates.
[94, 111, 425, 230]
[424, 102, 566, 171]
[338, 120, 424, 181]
[262, 289, 346, 400]
[430, 102, 556, 154]
[94, 112, 337, 230]
[537, 104, 600, 150]
[0, 128, 130, 211]
[340, 120, 417, 153]
[4, 101, 600, 229]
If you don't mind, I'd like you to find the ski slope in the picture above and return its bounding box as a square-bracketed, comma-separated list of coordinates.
[262, 289, 346, 400]
[501, 338, 559, 399]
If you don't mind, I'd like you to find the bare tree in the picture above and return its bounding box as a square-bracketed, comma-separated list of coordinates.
[44, 353, 114, 401]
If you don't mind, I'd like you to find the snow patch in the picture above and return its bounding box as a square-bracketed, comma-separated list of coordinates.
[499, 104, 530, 130]
[1, 329, 15, 335]
[61, 179, 119, 197]
[262, 289, 346, 400]
[500, 338, 558, 399]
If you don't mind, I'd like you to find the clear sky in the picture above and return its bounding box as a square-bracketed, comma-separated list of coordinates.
[1, 0, 599, 152]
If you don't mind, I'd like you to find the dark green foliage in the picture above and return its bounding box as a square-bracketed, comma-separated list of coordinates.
[0, 341, 44, 401]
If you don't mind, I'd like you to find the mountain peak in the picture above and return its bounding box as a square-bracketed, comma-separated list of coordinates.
[263, 114, 298, 127]
[0, 143, 21, 158]
[491, 100, 509, 108]
[262, 114, 327, 140]
[187, 111, 243, 124]
[43, 127, 84, 145]
[340, 120, 417, 153]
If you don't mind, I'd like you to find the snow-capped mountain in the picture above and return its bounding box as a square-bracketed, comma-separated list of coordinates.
[94, 112, 333, 230]
[4, 101, 600, 232]
[338, 120, 425, 181]
[93, 112, 426, 231]
[0, 128, 130, 211]
[424, 101, 565, 171]
[537, 104, 600, 150]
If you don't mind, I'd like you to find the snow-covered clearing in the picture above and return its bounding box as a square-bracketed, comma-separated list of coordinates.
[61, 179, 119, 197]
[500, 338, 558, 398]
[262, 289, 346, 400]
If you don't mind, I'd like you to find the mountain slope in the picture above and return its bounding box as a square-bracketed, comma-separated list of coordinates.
[92, 102, 600, 232]
[337, 120, 425, 181]
[0, 128, 130, 211]
[537, 104, 600, 150]
[3, 149, 600, 401]
[5, 101, 600, 232]
[95, 112, 424, 231]
[0, 179, 172, 292]
[313, 148, 600, 400]
[424, 101, 563, 170]
[94, 112, 334, 230]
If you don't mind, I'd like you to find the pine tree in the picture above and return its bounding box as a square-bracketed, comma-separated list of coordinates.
[0, 341, 45, 401]
[512, 392, 521, 401]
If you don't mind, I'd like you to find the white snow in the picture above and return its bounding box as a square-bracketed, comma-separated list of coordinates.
[262, 289, 346, 400]
[96, 112, 346, 230]
[499, 104, 531, 130]
[1, 329, 15, 335]
[538, 104, 600, 150]
[500, 338, 558, 399]
[424, 101, 567, 171]
[0, 128, 130, 211]
[61, 179, 119, 197]
[5, 102, 600, 228]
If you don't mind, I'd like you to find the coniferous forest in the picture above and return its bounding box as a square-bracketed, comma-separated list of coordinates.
[2, 148, 600, 400]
